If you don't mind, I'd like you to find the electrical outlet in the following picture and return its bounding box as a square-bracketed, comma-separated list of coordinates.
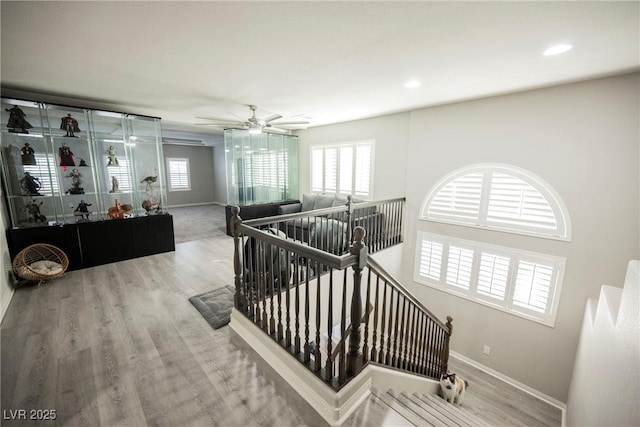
[483, 345, 491, 355]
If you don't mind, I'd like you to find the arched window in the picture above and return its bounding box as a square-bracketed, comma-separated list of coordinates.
[420, 164, 571, 241]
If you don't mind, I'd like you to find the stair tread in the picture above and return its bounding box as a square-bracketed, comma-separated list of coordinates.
[391, 390, 451, 427]
[375, 389, 437, 426]
[417, 392, 491, 427]
[408, 392, 477, 427]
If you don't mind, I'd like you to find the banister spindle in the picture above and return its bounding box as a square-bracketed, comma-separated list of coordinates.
[231, 206, 245, 311]
[346, 195, 353, 244]
[347, 226, 367, 376]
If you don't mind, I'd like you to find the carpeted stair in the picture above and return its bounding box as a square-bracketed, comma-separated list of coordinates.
[375, 388, 490, 427]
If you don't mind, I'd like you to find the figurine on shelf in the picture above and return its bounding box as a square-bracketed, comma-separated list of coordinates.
[65, 168, 84, 194]
[60, 113, 80, 137]
[141, 175, 158, 192]
[58, 142, 75, 166]
[105, 145, 119, 166]
[5, 105, 33, 134]
[20, 172, 42, 195]
[74, 200, 92, 220]
[25, 199, 46, 223]
[20, 142, 36, 165]
[109, 176, 120, 193]
[107, 199, 133, 219]
[78, 158, 88, 167]
[141, 199, 162, 215]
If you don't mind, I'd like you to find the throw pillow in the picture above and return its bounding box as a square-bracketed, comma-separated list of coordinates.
[301, 194, 316, 211]
[313, 195, 335, 210]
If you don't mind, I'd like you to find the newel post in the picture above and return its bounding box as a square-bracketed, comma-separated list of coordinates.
[443, 316, 453, 374]
[230, 206, 245, 311]
[347, 226, 367, 376]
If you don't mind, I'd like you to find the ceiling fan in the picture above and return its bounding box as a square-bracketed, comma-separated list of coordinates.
[196, 105, 309, 134]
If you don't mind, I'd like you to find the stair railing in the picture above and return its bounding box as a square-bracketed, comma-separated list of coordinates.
[230, 202, 452, 391]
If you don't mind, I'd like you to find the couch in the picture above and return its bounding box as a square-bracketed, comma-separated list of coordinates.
[277, 194, 385, 252]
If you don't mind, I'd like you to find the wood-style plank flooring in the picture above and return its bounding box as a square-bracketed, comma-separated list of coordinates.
[1, 235, 562, 426]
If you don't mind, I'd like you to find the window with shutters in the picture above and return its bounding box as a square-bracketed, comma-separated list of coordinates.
[310, 140, 374, 198]
[420, 164, 571, 241]
[414, 231, 566, 326]
[166, 158, 190, 191]
[23, 153, 60, 194]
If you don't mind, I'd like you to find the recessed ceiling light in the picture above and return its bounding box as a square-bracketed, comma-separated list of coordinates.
[405, 80, 421, 88]
[543, 44, 573, 56]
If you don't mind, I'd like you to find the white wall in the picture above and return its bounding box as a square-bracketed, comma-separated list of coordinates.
[1, 192, 15, 321]
[212, 143, 228, 205]
[296, 73, 640, 403]
[163, 144, 216, 207]
[296, 112, 410, 200]
[402, 73, 639, 402]
[566, 261, 640, 426]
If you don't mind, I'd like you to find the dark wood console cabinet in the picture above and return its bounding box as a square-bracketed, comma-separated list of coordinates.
[7, 214, 175, 271]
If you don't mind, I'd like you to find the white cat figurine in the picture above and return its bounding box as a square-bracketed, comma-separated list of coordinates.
[440, 372, 468, 405]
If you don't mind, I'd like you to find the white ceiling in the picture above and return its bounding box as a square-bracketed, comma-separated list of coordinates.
[1, 1, 638, 140]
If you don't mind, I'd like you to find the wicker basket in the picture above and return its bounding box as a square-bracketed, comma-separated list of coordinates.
[12, 243, 69, 285]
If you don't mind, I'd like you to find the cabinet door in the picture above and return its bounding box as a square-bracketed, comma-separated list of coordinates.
[126, 115, 166, 217]
[42, 103, 100, 225]
[1, 99, 64, 227]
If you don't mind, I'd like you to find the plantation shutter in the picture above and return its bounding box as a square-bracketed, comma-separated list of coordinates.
[339, 146, 353, 194]
[311, 148, 324, 192]
[487, 172, 557, 230]
[418, 240, 443, 281]
[428, 172, 483, 220]
[477, 252, 510, 300]
[446, 246, 474, 290]
[24, 154, 59, 194]
[324, 147, 338, 193]
[168, 158, 189, 190]
[354, 144, 372, 196]
[512, 261, 554, 313]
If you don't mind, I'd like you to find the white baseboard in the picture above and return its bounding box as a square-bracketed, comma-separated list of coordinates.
[450, 350, 567, 414]
[1, 285, 15, 323]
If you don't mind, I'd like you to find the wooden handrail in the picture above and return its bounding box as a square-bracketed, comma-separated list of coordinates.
[367, 257, 449, 331]
[236, 222, 356, 270]
[244, 196, 406, 227]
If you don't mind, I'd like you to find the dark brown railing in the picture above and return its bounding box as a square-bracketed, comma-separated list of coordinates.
[242, 196, 405, 256]
[230, 199, 452, 391]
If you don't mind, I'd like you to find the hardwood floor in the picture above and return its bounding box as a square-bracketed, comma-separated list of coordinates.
[1, 235, 562, 426]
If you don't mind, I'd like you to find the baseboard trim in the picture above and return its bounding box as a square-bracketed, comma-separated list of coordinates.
[450, 350, 567, 413]
[1, 284, 15, 323]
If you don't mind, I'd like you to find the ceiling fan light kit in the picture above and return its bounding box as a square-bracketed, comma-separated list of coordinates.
[196, 105, 309, 134]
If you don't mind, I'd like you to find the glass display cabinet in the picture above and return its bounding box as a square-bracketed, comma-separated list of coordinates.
[1, 97, 173, 270]
[224, 128, 299, 206]
[223, 128, 300, 235]
[1, 98, 167, 228]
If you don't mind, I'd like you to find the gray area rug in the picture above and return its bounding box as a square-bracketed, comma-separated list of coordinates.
[189, 284, 235, 329]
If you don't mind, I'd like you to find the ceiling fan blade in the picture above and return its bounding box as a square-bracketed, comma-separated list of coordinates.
[263, 114, 283, 123]
[195, 122, 243, 127]
[265, 126, 291, 133]
[195, 116, 238, 122]
[269, 120, 310, 126]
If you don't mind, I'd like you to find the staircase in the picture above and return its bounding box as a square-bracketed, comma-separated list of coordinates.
[365, 388, 489, 427]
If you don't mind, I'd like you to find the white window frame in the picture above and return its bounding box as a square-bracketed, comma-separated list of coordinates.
[310, 140, 375, 199]
[420, 163, 571, 241]
[166, 157, 190, 192]
[414, 231, 566, 327]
